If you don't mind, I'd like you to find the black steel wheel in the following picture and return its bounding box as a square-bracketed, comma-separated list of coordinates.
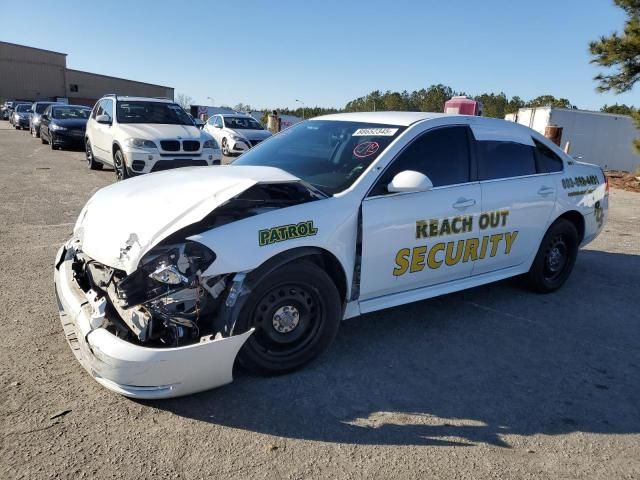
[113, 149, 129, 181]
[85, 139, 102, 170]
[527, 218, 579, 293]
[235, 260, 342, 374]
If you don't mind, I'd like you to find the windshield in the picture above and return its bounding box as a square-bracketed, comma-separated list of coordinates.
[16, 104, 31, 112]
[116, 101, 193, 125]
[52, 107, 91, 119]
[233, 120, 405, 194]
[224, 116, 263, 130]
[35, 103, 52, 114]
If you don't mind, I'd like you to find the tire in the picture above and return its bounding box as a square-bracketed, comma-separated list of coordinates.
[41, 132, 47, 144]
[50, 134, 56, 149]
[85, 139, 102, 170]
[235, 260, 342, 374]
[221, 138, 230, 156]
[113, 149, 129, 181]
[527, 218, 579, 293]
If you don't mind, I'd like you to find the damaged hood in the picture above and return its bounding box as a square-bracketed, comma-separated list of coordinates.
[75, 165, 300, 273]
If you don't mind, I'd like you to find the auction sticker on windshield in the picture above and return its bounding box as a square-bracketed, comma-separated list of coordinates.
[352, 128, 398, 136]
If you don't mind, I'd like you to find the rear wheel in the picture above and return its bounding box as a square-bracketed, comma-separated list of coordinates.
[113, 149, 129, 181]
[85, 139, 102, 170]
[527, 218, 579, 293]
[235, 261, 342, 374]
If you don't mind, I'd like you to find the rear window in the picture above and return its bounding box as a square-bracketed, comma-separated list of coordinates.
[478, 141, 537, 180]
[533, 139, 564, 173]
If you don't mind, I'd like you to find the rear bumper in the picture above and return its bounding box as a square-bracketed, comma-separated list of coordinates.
[54, 241, 252, 399]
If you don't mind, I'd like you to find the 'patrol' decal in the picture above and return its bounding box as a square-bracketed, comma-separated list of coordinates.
[259, 221, 318, 246]
[394, 210, 518, 276]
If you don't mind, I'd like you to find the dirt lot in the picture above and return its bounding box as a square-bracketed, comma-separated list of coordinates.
[1, 121, 639, 480]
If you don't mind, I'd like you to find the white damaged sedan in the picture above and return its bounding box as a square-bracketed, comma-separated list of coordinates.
[54, 112, 608, 399]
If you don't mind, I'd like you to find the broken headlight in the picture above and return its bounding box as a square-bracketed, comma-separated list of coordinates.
[116, 241, 216, 307]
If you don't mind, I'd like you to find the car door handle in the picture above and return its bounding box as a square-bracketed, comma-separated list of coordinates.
[453, 198, 476, 210]
[537, 186, 555, 197]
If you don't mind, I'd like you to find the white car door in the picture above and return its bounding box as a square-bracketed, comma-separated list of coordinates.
[359, 125, 481, 301]
[471, 127, 559, 276]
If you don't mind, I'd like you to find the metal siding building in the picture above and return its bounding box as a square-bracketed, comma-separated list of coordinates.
[0, 42, 67, 101]
[0, 41, 173, 106]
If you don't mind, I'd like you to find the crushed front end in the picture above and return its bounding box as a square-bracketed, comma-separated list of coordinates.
[53, 238, 253, 399]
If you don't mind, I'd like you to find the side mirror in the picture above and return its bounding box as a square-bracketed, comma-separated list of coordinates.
[96, 114, 111, 124]
[213, 124, 222, 128]
[387, 170, 433, 193]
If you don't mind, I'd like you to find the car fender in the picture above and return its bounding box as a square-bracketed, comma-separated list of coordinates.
[192, 195, 359, 299]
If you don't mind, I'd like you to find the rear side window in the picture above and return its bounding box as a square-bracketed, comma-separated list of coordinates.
[370, 126, 471, 195]
[478, 141, 536, 180]
[533, 139, 563, 173]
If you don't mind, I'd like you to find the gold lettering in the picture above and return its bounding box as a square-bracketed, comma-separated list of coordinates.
[504, 231, 518, 254]
[445, 240, 464, 266]
[427, 243, 444, 269]
[461, 215, 473, 232]
[489, 233, 503, 257]
[429, 220, 439, 237]
[479, 236, 489, 258]
[500, 210, 509, 227]
[393, 248, 410, 276]
[451, 217, 461, 234]
[479, 213, 489, 230]
[440, 218, 451, 236]
[463, 237, 479, 262]
[416, 221, 428, 239]
[410, 246, 427, 273]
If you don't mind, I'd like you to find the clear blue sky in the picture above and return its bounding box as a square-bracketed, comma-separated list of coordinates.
[3, 0, 638, 110]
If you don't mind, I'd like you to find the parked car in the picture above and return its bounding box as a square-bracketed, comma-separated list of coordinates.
[3, 100, 32, 121]
[204, 113, 272, 156]
[30, 101, 61, 138]
[40, 104, 92, 150]
[10, 103, 33, 129]
[84, 95, 221, 179]
[54, 112, 608, 399]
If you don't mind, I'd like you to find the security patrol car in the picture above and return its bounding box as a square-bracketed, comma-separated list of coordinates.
[54, 112, 608, 398]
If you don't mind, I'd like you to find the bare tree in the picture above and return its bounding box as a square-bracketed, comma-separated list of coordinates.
[176, 93, 194, 110]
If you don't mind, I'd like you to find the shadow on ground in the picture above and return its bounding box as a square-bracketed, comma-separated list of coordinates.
[150, 250, 640, 447]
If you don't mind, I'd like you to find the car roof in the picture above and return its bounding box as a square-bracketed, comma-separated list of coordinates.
[314, 111, 450, 126]
[111, 96, 175, 104]
[51, 104, 91, 109]
[218, 113, 253, 117]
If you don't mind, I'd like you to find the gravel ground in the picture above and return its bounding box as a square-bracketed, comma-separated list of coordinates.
[1, 121, 639, 480]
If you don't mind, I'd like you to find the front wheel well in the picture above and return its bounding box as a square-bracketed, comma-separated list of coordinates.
[555, 210, 585, 243]
[248, 247, 348, 304]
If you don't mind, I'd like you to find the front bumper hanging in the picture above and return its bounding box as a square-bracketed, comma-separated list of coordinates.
[53, 241, 253, 399]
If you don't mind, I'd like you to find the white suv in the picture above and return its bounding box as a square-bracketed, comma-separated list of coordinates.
[203, 113, 272, 156]
[85, 95, 221, 180]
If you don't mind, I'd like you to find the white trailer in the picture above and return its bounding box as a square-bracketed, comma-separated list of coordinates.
[510, 107, 640, 172]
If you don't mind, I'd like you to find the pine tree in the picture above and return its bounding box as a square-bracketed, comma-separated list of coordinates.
[590, 0, 640, 152]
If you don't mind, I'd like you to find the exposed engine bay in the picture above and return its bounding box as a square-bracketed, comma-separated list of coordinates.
[70, 181, 324, 348]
